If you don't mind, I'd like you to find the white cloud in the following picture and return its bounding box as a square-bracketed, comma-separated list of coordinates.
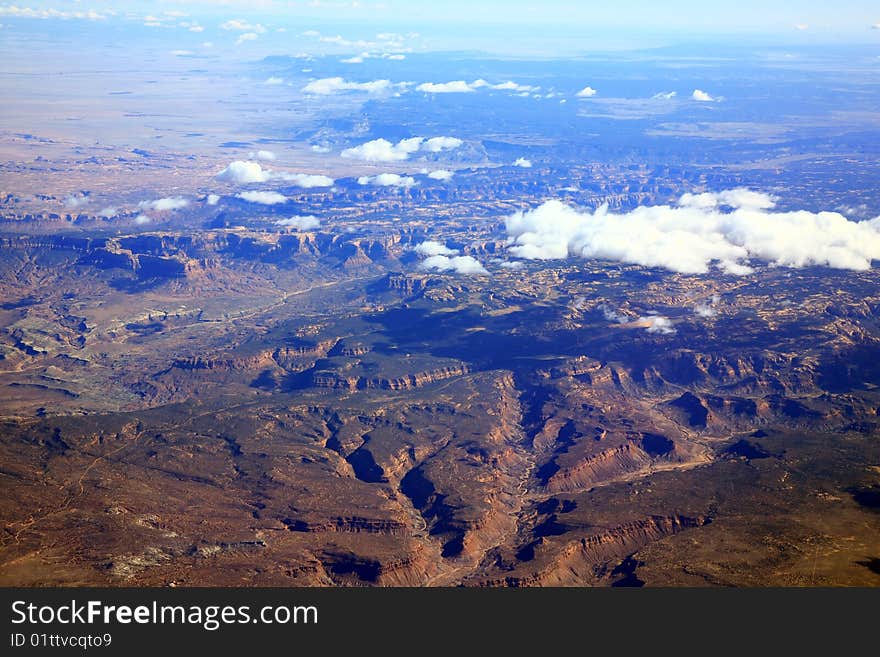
[206, 194, 220, 206]
[216, 161, 333, 187]
[357, 173, 417, 188]
[311, 145, 331, 154]
[483, 80, 539, 92]
[341, 136, 461, 162]
[236, 191, 287, 205]
[600, 305, 628, 323]
[692, 89, 716, 102]
[249, 150, 276, 161]
[221, 19, 265, 33]
[413, 241, 457, 256]
[427, 169, 454, 181]
[342, 137, 423, 162]
[341, 55, 364, 63]
[138, 197, 189, 211]
[679, 189, 775, 210]
[423, 136, 463, 152]
[188, 25, 204, 33]
[0, 6, 105, 20]
[134, 214, 152, 225]
[694, 295, 720, 318]
[64, 195, 87, 209]
[416, 80, 475, 93]
[794, 23, 809, 31]
[499, 261, 524, 270]
[277, 172, 335, 188]
[170, 50, 193, 57]
[652, 91, 677, 100]
[217, 161, 268, 184]
[276, 215, 320, 231]
[416, 79, 536, 94]
[300, 29, 415, 53]
[302, 77, 392, 95]
[641, 315, 676, 335]
[577, 86, 598, 98]
[236, 32, 258, 45]
[419, 255, 488, 276]
[513, 157, 533, 168]
[504, 192, 880, 275]
[264, 76, 284, 85]
[98, 206, 117, 218]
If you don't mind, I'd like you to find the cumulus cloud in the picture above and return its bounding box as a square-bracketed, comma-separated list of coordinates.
[420, 255, 488, 275]
[217, 161, 268, 184]
[513, 157, 533, 168]
[679, 189, 775, 210]
[600, 305, 628, 323]
[0, 6, 105, 20]
[416, 80, 476, 93]
[278, 172, 335, 188]
[341, 136, 461, 162]
[481, 80, 539, 92]
[300, 28, 414, 53]
[640, 315, 676, 334]
[236, 32, 258, 46]
[206, 194, 220, 206]
[221, 19, 265, 33]
[577, 86, 598, 98]
[98, 206, 117, 218]
[427, 169, 454, 181]
[342, 137, 423, 162]
[692, 89, 716, 102]
[416, 79, 536, 94]
[138, 197, 189, 211]
[652, 91, 677, 100]
[311, 144, 332, 154]
[236, 191, 287, 205]
[694, 294, 720, 318]
[357, 173, 417, 188]
[303, 77, 392, 95]
[499, 261, 524, 270]
[413, 240, 457, 256]
[215, 161, 333, 187]
[504, 191, 880, 275]
[64, 195, 87, 209]
[341, 55, 364, 63]
[264, 76, 284, 85]
[275, 215, 320, 231]
[134, 214, 152, 225]
[423, 136, 463, 152]
[170, 50, 194, 57]
[249, 150, 276, 161]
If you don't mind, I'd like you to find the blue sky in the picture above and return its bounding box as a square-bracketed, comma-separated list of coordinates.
[262, 0, 877, 32]
[0, 1, 878, 55]
[30, 0, 878, 28]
